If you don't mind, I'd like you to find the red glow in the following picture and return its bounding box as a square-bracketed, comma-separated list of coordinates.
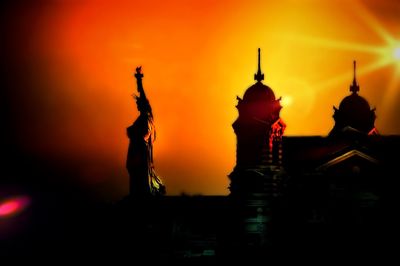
[368, 127, 379, 135]
[269, 118, 286, 151]
[0, 196, 30, 218]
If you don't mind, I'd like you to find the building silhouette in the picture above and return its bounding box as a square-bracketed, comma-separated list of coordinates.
[329, 61, 378, 136]
[228, 48, 286, 248]
[6, 50, 396, 262]
[113, 50, 399, 263]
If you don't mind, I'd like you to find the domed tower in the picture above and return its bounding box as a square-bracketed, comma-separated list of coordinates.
[229, 48, 286, 196]
[228, 49, 286, 248]
[329, 61, 378, 137]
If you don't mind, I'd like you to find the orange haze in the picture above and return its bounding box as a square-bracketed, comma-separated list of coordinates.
[5, 0, 400, 198]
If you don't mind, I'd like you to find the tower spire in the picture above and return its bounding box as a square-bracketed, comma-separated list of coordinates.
[254, 48, 264, 82]
[350, 60, 360, 94]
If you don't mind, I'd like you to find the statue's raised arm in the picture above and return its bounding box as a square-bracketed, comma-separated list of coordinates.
[134, 66, 147, 100]
[133, 66, 152, 117]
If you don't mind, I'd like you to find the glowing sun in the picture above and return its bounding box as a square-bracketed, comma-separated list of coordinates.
[394, 46, 400, 61]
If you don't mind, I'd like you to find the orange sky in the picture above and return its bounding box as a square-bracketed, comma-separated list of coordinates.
[5, 0, 400, 198]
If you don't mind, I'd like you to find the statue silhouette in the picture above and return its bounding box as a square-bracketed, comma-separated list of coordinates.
[126, 66, 166, 197]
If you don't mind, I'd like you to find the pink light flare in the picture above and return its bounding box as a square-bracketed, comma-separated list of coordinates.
[0, 196, 30, 218]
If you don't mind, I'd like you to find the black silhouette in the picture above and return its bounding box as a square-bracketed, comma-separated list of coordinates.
[329, 61, 378, 136]
[3, 47, 400, 264]
[226, 48, 287, 248]
[230, 48, 285, 196]
[126, 66, 166, 197]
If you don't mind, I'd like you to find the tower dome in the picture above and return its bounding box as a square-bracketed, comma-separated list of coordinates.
[243, 82, 276, 102]
[231, 48, 285, 170]
[329, 61, 377, 136]
[229, 49, 286, 203]
[236, 48, 281, 123]
[241, 48, 277, 103]
[339, 93, 371, 112]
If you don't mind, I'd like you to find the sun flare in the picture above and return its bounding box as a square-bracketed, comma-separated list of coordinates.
[394, 47, 400, 61]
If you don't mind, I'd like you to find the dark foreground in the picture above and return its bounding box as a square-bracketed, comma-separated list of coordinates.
[1, 193, 397, 264]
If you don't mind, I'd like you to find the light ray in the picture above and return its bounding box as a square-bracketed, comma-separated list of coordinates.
[350, 0, 394, 44]
[380, 70, 400, 123]
[315, 58, 393, 92]
[282, 34, 382, 54]
[376, 42, 400, 65]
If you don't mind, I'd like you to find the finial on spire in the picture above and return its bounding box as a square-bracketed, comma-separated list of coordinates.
[254, 48, 264, 82]
[350, 60, 360, 94]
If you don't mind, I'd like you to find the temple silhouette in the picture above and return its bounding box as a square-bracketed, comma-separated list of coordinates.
[113, 49, 400, 263]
